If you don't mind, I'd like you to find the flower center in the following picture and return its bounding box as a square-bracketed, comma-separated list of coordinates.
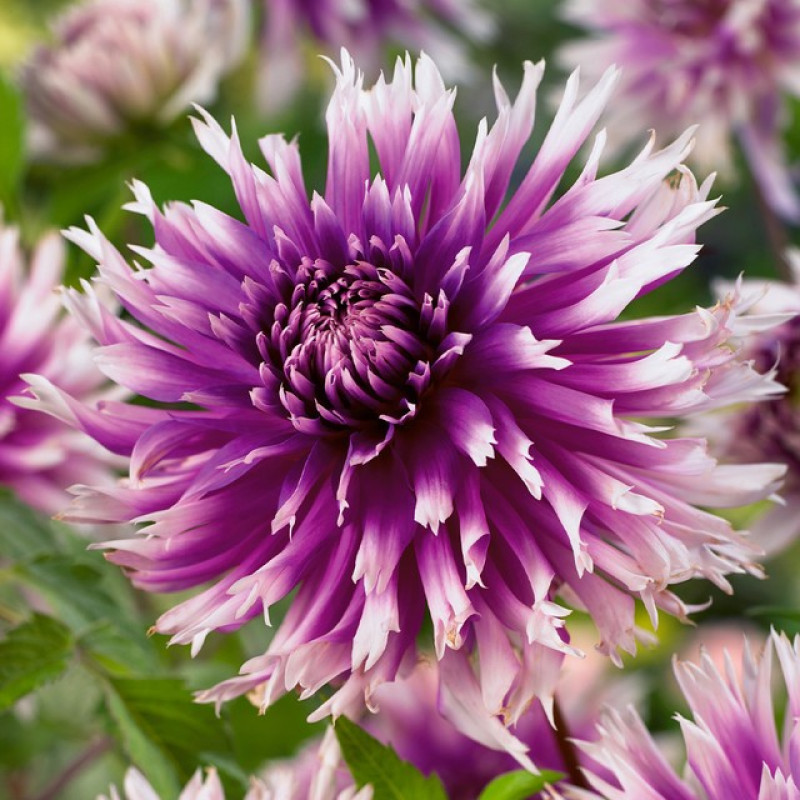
[263, 259, 432, 432]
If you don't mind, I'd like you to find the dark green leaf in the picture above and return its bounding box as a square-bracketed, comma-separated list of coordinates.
[478, 769, 565, 800]
[104, 677, 238, 794]
[747, 606, 800, 622]
[0, 613, 72, 710]
[104, 681, 181, 798]
[228, 693, 324, 770]
[335, 716, 447, 800]
[0, 72, 24, 207]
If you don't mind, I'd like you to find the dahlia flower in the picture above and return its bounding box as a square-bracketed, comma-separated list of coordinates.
[34, 51, 785, 763]
[257, 0, 493, 110]
[103, 653, 618, 800]
[559, 0, 800, 220]
[256, 651, 618, 799]
[0, 220, 112, 515]
[556, 630, 800, 800]
[99, 767, 275, 800]
[693, 261, 800, 555]
[20, 0, 249, 162]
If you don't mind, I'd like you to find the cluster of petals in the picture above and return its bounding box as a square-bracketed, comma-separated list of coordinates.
[559, 0, 800, 220]
[264, 655, 613, 799]
[20, 0, 249, 162]
[692, 256, 800, 555]
[33, 50, 787, 763]
[99, 767, 275, 800]
[257, 0, 493, 110]
[100, 746, 368, 800]
[0, 220, 113, 515]
[556, 630, 800, 800]
[103, 653, 617, 800]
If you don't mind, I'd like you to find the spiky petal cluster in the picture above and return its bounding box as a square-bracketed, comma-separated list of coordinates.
[261, 652, 617, 799]
[20, 0, 248, 162]
[36, 51, 785, 762]
[557, 630, 800, 800]
[99, 767, 275, 800]
[558, 0, 800, 220]
[0, 222, 113, 514]
[258, 0, 493, 110]
[103, 655, 617, 800]
[693, 260, 800, 555]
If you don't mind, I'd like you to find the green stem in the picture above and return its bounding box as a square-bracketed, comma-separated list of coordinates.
[32, 736, 113, 800]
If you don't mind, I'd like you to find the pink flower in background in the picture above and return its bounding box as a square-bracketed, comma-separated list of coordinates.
[20, 0, 249, 162]
[30, 50, 785, 764]
[262, 651, 624, 799]
[104, 652, 624, 799]
[258, 0, 494, 110]
[557, 630, 800, 800]
[559, 0, 800, 220]
[693, 261, 800, 555]
[0, 221, 113, 515]
[100, 767, 274, 800]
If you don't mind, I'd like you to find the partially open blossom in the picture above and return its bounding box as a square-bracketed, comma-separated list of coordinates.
[20, 0, 249, 162]
[693, 261, 800, 555]
[32, 51, 785, 764]
[101, 653, 620, 800]
[556, 630, 800, 800]
[262, 650, 623, 799]
[257, 0, 493, 110]
[0, 221, 113, 514]
[99, 767, 274, 800]
[559, 0, 800, 220]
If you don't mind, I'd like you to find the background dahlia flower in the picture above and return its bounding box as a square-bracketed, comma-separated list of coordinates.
[558, 0, 800, 221]
[263, 652, 620, 799]
[692, 256, 800, 555]
[345, 652, 623, 799]
[257, 0, 493, 110]
[0, 219, 113, 515]
[33, 51, 785, 764]
[100, 767, 277, 800]
[20, 0, 249, 162]
[106, 653, 620, 800]
[555, 630, 800, 800]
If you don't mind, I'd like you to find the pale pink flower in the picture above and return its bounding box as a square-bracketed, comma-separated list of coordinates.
[21, 0, 249, 162]
[559, 0, 800, 220]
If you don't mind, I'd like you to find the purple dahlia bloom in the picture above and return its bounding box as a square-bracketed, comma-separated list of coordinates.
[0, 221, 113, 515]
[20, 0, 249, 162]
[555, 630, 800, 800]
[33, 52, 785, 763]
[693, 263, 800, 555]
[258, 0, 493, 110]
[558, 0, 800, 221]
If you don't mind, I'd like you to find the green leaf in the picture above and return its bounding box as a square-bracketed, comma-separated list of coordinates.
[0, 613, 72, 710]
[747, 606, 800, 622]
[334, 716, 447, 800]
[104, 677, 237, 795]
[16, 553, 158, 673]
[104, 681, 181, 798]
[478, 769, 565, 800]
[0, 490, 59, 561]
[0, 72, 24, 207]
